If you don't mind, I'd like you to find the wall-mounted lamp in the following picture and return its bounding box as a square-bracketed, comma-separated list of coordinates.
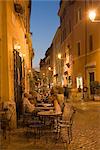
[58, 53, 62, 59]
[17, 45, 21, 50]
[14, 43, 21, 50]
[23, 54, 26, 57]
[48, 67, 51, 71]
[88, 9, 100, 22]
[28, 69, 31, 73]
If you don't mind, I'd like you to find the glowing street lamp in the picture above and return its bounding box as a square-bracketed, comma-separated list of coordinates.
[48, 66, 51, 71]
[58, 53, 62, 59]
[88, 9, 100, 22]
[58, 53, 67, 60]
[88, 10, 96, 22]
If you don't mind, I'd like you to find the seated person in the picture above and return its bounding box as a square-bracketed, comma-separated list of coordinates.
[23, 93, 35, 113]
[29, 91, 37, 105]
[37, 92, 42, 102]
[50, 93, 62, 113]
[43, 92, 49, 103]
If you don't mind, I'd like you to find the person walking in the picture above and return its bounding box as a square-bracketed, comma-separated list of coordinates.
[64, 85, 69, 102]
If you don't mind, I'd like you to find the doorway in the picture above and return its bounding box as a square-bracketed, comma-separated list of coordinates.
[89, 72, 95, 94]
[13, 50, 23, 122]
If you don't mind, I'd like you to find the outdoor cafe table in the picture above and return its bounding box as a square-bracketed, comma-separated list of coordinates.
[35, 106, 54, 111]
[37, 110, 62, 116]
[36, 103, 53, 107]
[37, 110, 62, 129]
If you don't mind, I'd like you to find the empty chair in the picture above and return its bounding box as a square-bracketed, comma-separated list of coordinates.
[57, 102, 76, 144]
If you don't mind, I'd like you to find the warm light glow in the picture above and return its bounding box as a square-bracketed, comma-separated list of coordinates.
[28, 69, 31, 73]
[17, 45, 21, 50]
[23, 54, 26, 57]
[48, 67, 51, 71]
[19, 52, 22, 58]
[88, 10, 96, 21]
[14, 45, 17, 50]
[76, 76, 83, 89]
[43, 73, 45, 75]
[14, 43, 21, 50]
[58, 53, 61, 59]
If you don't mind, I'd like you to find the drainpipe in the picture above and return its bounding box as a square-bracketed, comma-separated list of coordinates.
[83, 0, 88, 99]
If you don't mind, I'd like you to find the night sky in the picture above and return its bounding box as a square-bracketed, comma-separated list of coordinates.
[30, 0, 60, 70]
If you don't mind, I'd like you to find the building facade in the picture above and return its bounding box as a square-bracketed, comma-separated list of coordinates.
[40, 0, 100, 99]
[0, 0, 33, 127]
[58, 0, 100, 98]
[52, 26, 63, 86]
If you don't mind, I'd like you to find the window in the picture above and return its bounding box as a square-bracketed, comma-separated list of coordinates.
[89, 72, 95, 94]
[69, 19, 71, 33]
[76, 8, 82, 23]
[77, 42, 81, 56]
[89, 35, 93, 51]
[49, 59, 50, 65]
[78, 8, 82, 20]
[65, 53, 66, 58]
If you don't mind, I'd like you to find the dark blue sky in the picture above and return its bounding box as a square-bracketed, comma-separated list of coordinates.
[30, 0, 60, 69]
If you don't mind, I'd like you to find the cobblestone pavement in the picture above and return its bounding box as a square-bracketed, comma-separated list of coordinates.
[0, 100, 100, 150]
[69, 101, 100, 150]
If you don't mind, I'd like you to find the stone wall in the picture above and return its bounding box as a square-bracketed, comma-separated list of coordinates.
[3, 100, 17, 129]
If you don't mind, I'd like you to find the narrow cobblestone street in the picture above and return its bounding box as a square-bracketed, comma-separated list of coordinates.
[0, 100, 100, 150]
[0, 1, 100, 149]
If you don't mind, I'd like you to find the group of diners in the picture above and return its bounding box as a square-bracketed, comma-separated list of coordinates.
[23, 89, 61, 114]
[23, 88, 74, 118]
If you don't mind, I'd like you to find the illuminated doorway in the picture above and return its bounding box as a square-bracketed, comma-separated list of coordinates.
[76, 76, 83, 89]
